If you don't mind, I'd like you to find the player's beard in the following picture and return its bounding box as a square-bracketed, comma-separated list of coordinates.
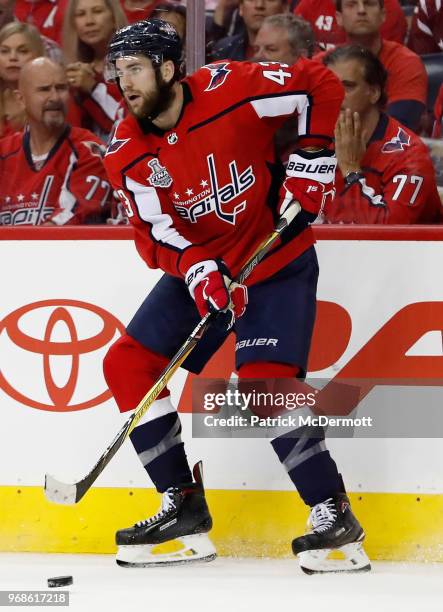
[131, 70, 175, 121]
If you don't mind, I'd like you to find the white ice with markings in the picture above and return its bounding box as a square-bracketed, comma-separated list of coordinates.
[1, 553, 442, 612]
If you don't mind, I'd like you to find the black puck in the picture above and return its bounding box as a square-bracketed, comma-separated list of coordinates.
[47, 576, 73, 588]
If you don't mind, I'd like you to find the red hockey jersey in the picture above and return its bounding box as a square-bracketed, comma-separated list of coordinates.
[295, 0, 407, 49]
[408, 0, 443, 55]
[0, 126, 112, 225]
[104, 60, 344, 285]
[71, 75, 123, 141]
[14, 0, 67, 44]
[324, 114, 442, 224]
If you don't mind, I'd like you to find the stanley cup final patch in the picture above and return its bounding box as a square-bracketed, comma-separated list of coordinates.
[147, 158, 173, 188]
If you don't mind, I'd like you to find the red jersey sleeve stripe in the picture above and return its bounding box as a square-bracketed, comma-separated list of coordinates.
[188, 90, 312, 134]
[125, 176, 192, 251]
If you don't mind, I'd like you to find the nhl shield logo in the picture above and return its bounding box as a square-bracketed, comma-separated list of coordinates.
[147, 158, 173, 188]
[167, 132, 178, 145]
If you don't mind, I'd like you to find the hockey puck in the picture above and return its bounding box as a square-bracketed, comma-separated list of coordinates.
[47, 576, 73, 588]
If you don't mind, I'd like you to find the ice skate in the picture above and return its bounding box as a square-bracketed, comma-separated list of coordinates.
[292, 493, 371, 574]
[116, 462, 216, 567]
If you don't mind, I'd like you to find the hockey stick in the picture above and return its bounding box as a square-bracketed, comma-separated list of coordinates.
[44, 201, 301, 505]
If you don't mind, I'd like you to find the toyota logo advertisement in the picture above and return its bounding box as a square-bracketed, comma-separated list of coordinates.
[0, 299, 125, 412]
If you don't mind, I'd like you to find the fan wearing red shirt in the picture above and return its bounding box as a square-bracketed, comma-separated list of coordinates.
[295, 0, 406, 49]
[14, 0, 67, 44]
[316, 0, 428, 132]
[322, 45, 441, 224]
[0, 58, 112, 225]
[62, 0, 127, 140]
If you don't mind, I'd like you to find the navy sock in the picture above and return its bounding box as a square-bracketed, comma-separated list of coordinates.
[130, 412, 192, 492]
[271, 426, 343, 506]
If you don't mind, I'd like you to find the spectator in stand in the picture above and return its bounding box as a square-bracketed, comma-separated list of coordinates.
[211, 0, 288, 61]
[152, 3, 186, 39]
[318, 0, 428, 132]
[322, 45, 441, 223]
[0, 22, 45, 138]
[0, 58, 112, 225]
[62, 0, 127, 140]
[14, 0, 67, 44]
[295, 0, 406, 49]
[0, 0, 62, 60]
[253, 12, 315, 62]
[208, 0, 241, 44]
[408, 0, 443, 54]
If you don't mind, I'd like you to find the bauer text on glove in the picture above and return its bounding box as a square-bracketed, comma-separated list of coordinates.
[280, 149, 337, 216]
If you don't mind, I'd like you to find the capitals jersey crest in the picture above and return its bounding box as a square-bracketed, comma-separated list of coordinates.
[173, 153, 254, 225]
[382, 127, 411, 153]
[106, 137, 130, 156]
[203, 63, 231, 91]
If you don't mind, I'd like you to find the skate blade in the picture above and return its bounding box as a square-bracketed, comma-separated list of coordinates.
[298, 541, 371, 575]
[116, 533, 217, 567]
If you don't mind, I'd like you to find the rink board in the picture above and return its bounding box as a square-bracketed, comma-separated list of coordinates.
[0, 226, 442, 560]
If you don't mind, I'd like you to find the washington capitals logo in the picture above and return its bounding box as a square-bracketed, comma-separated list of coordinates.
[174, 153, 255, 224]
[105, 137, 130, 156]
[204, 63, 231, 91]
[382, 128, 411, 153]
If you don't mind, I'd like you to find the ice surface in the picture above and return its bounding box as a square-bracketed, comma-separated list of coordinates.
[1, 553, 442, 612]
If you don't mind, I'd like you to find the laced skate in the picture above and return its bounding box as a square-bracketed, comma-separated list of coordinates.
[116, 462, 216, 567]
[292, 494, 371, 574]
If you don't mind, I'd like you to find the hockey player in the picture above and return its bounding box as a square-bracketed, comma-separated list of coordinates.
[323, 45, 441, 223]
[102, 18, 371, 573]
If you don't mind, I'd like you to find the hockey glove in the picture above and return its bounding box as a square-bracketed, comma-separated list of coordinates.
[185, 259, 248, 329]
[280, 149, 337, 219]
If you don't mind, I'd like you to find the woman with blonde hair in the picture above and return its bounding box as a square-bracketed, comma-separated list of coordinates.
[63, 0, 127, 140]
[0, 22, 45, 138]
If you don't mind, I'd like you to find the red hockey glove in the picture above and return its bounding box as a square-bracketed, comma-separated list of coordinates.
[185, 259, 248, 328]
[280, 149, 337, 218]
